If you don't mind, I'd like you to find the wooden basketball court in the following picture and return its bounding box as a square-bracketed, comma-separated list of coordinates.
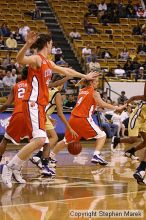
[0, 140, 146, 220]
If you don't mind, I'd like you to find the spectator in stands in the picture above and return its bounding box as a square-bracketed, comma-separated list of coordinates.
[126, 0, 136, 18]
[85, 21, 98, 34]
[0, 35, 5, 50]
[87, 57, 101, 72]
[129, 48, 137, 61]
[108, 8, 120, 23]
[32, 6, 41, 20]
[2, 70, 14, 88]
[82, 43, 92, 63]
[137, 41, 146, 54]
[132, 24, 142, 35]
[98, 0, 107, 12]
[19, 24, 30, 41]
[111, 110, 125, 137]
[69, 28, 81, 42]
[136, 6, 146, 18]
[6, 59, 17, 72]
[63, 94, 76, 109]
[55, 48, 64, 63]
[117, 0, 127, 18]
[6, 34, 17, 50]
[123, 59, 132, 78]
[87, 0, 98, 16]
[13, 28, 24, 44]
[130, 57, 141, 72]
[101, 48, 112, 59]
[119, 48, 129, 60]
[96, 107, 118, 138]
[102, 91, 112, 104]
[117, 91, 128, 105]
[0, 23, 11, 37]
[93, 46, 102, 59]
[107, 0, 117, 13]
[51, 44, 57, 55]
[114, 64, 126, 78]
[11, 69, 17, 85]
[135, 66, 146, 81]
[1, 55, 10, 69]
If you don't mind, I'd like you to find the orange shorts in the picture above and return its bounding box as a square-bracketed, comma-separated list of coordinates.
[22, 101, 49, 143]
[64, 115, 106, 143]
[5, 112, 30, 145]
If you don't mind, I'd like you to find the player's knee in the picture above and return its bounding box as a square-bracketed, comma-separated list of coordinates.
[95, 131, 106, 139]
[36, 137, 46, 148]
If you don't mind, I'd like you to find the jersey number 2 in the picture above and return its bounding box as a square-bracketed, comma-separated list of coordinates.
[18, 88, 25, 99]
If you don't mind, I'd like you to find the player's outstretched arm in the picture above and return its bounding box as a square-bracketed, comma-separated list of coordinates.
[0, 88, 14, 112]
[93, 91, 126, 111]
[50, 61, 98, 80]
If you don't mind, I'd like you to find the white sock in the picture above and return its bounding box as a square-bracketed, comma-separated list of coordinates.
[50, 151, 56, 159]
[94, 150, 100, 156]
[7, 155, 25, 170]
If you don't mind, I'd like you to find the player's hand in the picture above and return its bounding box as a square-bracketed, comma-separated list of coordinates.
[69, 128, 78, 139]
[26, 31, 39, 46]
[115, 104, 127, 112]
[84, 71, 99, 81]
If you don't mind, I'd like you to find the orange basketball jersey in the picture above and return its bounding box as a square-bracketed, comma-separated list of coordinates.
[13, 80, 27, 114]
[71, 86, 96, 118]
[24, 54, 52, 106]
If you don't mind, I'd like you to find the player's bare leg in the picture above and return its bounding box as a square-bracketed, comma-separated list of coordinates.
[0, 138, 8, 161]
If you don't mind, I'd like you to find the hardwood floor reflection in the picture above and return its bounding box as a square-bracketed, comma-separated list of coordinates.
[0, 141, 146, 220]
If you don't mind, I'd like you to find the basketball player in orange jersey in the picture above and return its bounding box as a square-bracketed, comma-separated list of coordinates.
[0, 67, 29, 184]
[1, 31, 98, 188]
[48, 77, 126, 173]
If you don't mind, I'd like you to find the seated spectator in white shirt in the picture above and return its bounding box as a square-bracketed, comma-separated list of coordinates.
[6, 34, 17, 50]
[19, 24, 30, 41]
[98, 0, 107, 11]
[114, 65, 126, 77]
[2, 70, 14, 87]
[69, 28, 81, 42]
[82, 44, 92, 63]
[111, 110, 125, 137]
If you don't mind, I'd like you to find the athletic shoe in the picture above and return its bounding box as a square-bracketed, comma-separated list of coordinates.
[49, 157, 57, 168]
[133, 170, 145, 185]
[111, 136, 120, 152]
[91, 154, 108, 166]
[12, 169, 26, 184]
[41, 165, 56, 177]
[1, 164, 13, 189]
[30, 156, 42, 169]
[124, 150, 139, 160]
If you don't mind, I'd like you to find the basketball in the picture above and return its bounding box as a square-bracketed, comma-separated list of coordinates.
[67, 141, 82, 155]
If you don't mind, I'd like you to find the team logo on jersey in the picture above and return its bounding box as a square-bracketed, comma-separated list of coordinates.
[44, 69, 52, 78]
